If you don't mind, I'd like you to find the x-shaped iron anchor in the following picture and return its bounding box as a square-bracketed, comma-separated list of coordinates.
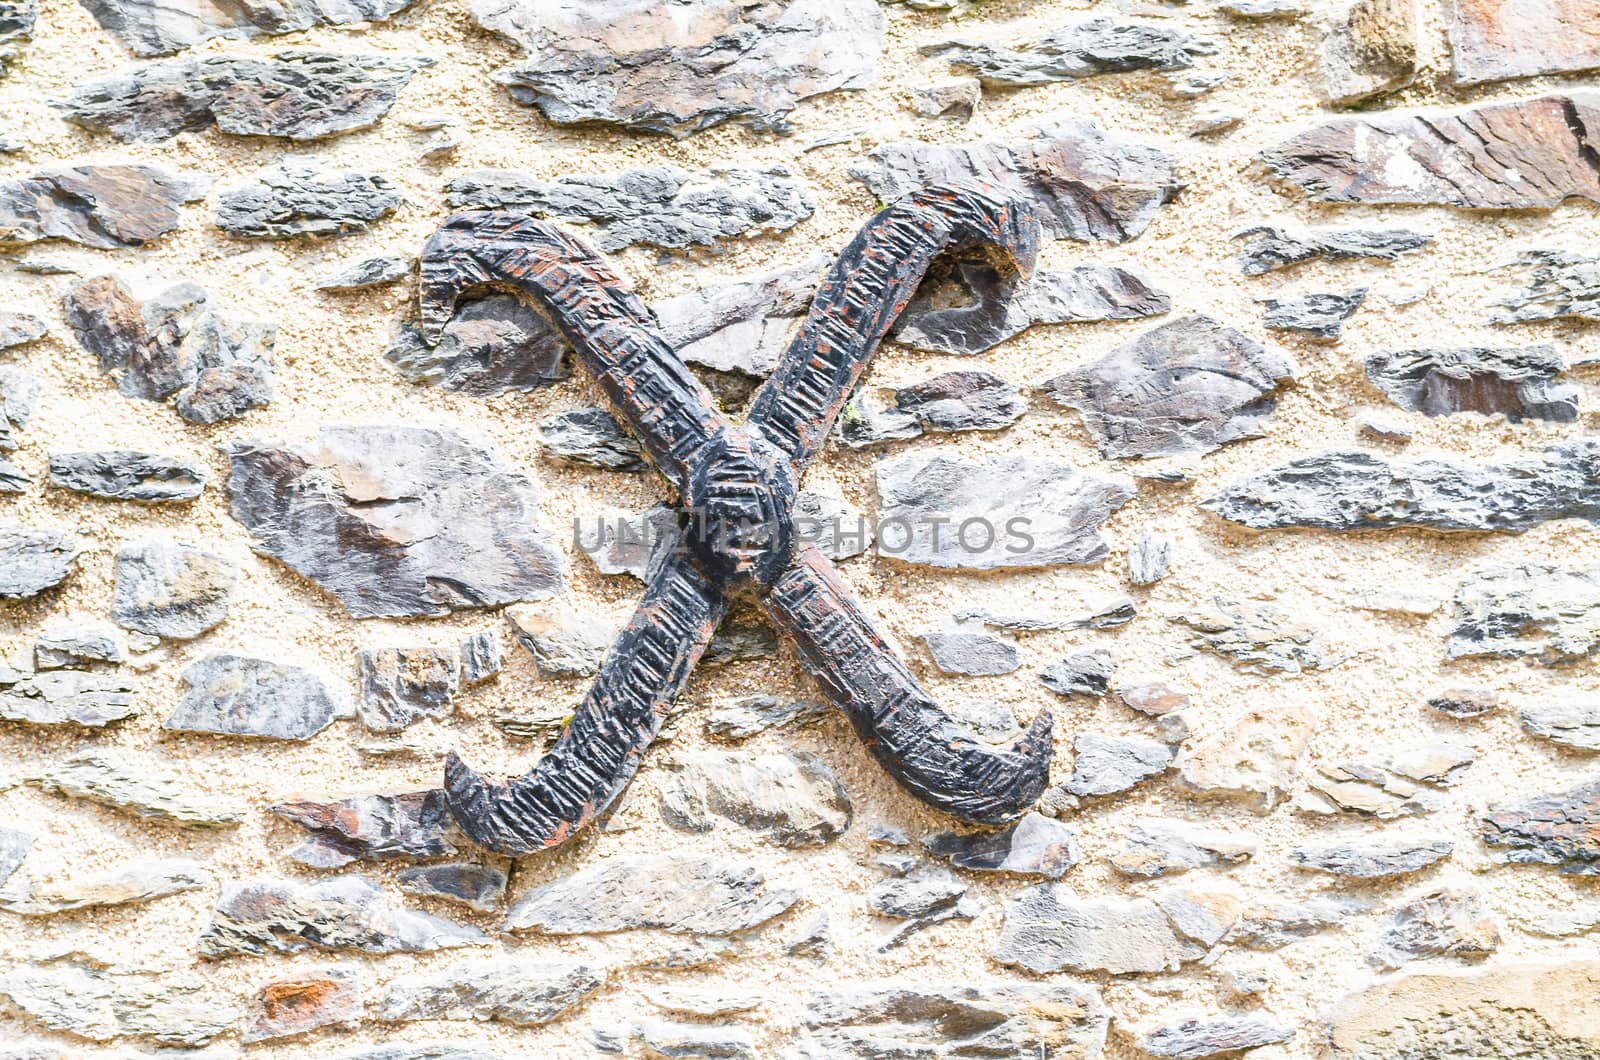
[420, 184, 1054, 856]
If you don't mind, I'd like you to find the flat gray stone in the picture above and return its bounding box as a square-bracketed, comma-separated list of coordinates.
[386, 294, 569, 397]
[1368, 886, 1500, 970]
[0, 164, 204, 248]
[1041, 648, 1115, 697]
[0, 825, 32, 887]
[396, 863, 506, 913]
[875, 452, 1132, 569]
[1290, 835, 1453, 878]
[76, 0, 415, 56]
[924, 17, 1211, 87]
[318, 254, 412, 291]
[446, 166, 813, 253]
[924, 812, 1080, 879]
[890, 260, 1170, 355]
[1261, 288, 1366, 340]
[272, 790, 460, 868]
[357, 647, 459, 732]
[1108, 818, 1257, 878]
[0, 523, 79, 598]
[0, 955, 238, 1046]
[0, 365, 38, 451]
[1365, 345, 1577, 422]
[0, 668, 137, 727]
[922, 630, 1021, 676]
[60, 52, 431, 141]
[1063, 732, 1173, 797]
[474, 0, 883, 137]
[1491, 249, 1600, 325]
[1234, 224, 1430, 275]
[849, 120, 1178, 243]
[506, 605, 610, 677]
[0, 311, 45, 351]
[199, 875, 487, 958]
[1129, 530, 1171, 585]
[539, 407, 643, 471]
[1483, 779, 1600, 874]
[841, 371, 1025, 447]
[1138, 1015, 1295, 1059]
[1448, 565, 1600, 665]
[1175, 599, 1333, 674]
[635, 1019, 754, 1059]
[1041, 314, 1294, 459]
[1521, 700, 1600, 751]
[1221, 0, 1307, 19]
[868, 860, 976, 949]
[1, 856, 208, 914]
[1450, 2, 1600, 85]
[659, 750, 852, 847]
[1230, 895, 1364, 949]
[226, 425, 563, 619]
[993, 885, 1204, 974]
[48, 449, 206, 501]
[1260, 95, 1600, 210]
[910, 77, 979, 119]
[1427, 688, 1499, 719]
[1205, 441, 1600, 533]
[111, 538, 235, 638]
[378, 957, 602, 1027]
[704, 694, 830, 740]
[216, 162, 399, 239]
[504, 854, 800, 937]
[166, 654, 349, 740]
[652, 255, 828, 376]
[32, 747, 244, 827]
[458, 631, 501, 685]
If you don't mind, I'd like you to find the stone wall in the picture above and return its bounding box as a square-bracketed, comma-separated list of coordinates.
[1, 0, 1599, 1056]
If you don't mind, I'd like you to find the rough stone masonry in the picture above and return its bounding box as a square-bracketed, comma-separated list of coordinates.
[1, 0, 1600, 1057]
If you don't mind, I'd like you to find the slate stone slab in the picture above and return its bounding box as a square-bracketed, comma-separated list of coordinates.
[318, 254, 412, 291]
[1261, 288, 1366, 340]
[0, 164, 204, 248]
[272, 790, 460, 867]
[1368, 886, 1500, 969]
[1449, 0, 1600, 85]
[1108, 818, 1257, 878]
[1040, 648, 1115, 697]
[1174, 599, 1333, 674]
[166, 654, 349, 740]
[0, 311, 45, 351]
[1490, 250, 1600, 325]
[0, 365, 38, 453]
[377, 957, 603, 1026]
[1448, 565, 1600, 665]
[1, 856, 208, 914]
[1365, 345, 1577, 422]
[1290, 835, 1453, 878]
[1138, 1015, 1295, 1059]
[875, 452, 1132, 569]
[0, 668, 137, 726]
[538, 407, 643, 471]
[1041, 315, 1294, 459]
[32, 747, 244, 827]
[458, 631, 501, 685]
[850, 120, 1179, 243]
[225, 426, 562, 618]
[0, 955, 239, 1045]
[61, 52, 432, 142]
[0, 524, 79, 597]
[396, 863, 506, 912]
[244, 966, 362, 1044]
[216, 163, 400, 239]
[704, 694, 830, 740]
[1234, 224, 1430, 275]
[923, 17, 1212, 87]
[48, 450, 206, 501]
[445, 166, 813, 253]
[1483, 779, 1600, 874]
[1260, 95, 1600, 209]
[1319, 0, 1416, 105]
[1520, 700, 1600, 752]
[357, 647, 459, 732]
[0, 826, 32, 887]
[77, 0, 417, 57]
[924, 812, 1080, 879]
[922, 630, 1021, 676]
[1205, 441, 1600, 533]
[385, 294, 569, 397]
[993, 886, 1204, 974]
[659, 750, 852, 847]
[1062, 732, 1173, 797]
[653, 255, 829, 375]
[474, 0, 883, 137]
[111, 538, 236, 638]
[841, 371, 1025, 447]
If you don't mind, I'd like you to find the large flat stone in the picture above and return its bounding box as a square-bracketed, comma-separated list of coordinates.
[216, 162, 399, 239]
[0, 668, 136, 727]
[377, 958, 603, 1027]
[0, 954, 238, 1045]
[0, 164, 203, 248]
[166, 654, 349, 740]
[993, 885, 1204, 974]
[111, 538, 235, 638]
[31, 747, 244, 827]
[1483, 779, 1600, 874]
[923, 17, 1212, 87]
[1448, 565, 1600, 665]
[659, 750, 852, 847]
[1450, 1, 1600, 85]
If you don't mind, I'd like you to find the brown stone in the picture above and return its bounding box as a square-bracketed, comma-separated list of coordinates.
[0, 165, 203, 248]
[1320, 0, 1417, 105]
[1450, 0, 1600, 85]
[245, 967, 360, 1043]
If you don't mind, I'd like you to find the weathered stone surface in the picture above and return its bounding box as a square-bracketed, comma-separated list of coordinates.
[0, 311, 45, 351]
[0, 525, 79, 597]
[1177, 704, 1315, 812]
[0, 366, 38, 453]
[1109, 818, 1257, 878]
[506, 855, 800, 937]
[216, 163, 399, 239]
[704, 694, 830, 740]
[0, 668, 136, 727]
[111, 539, 235, 639]
[474, 0, 883, 137]
[31, 747, 244, 827]
[48, 449, 205, 502]
[1128, 531, 1171, 586]
[273, 790, 459, 868]
[1290, 835, 1452, 878]
[910, 77, 978, 120]
[539, 407, 643, 471]
[793, 490, 873, 563]
[1521, 700, 1600, 751]
[318, 254, 412, 291]
[1173, 599, 1333, 673]
[61, 53, 430, 142]
[338, 1045, 508, 1060]
[924, 812, 1079, 879]
[1, 857, 208, 914]
[506, 605, 611, 678]
[1229, 895, 1363, 949]
[357, 647, 458, 732]
[1428, 687, 1499, 719]
[1041, 315, 1294, 460]
[1220, 0, 1307, 19]
[0, 954, 238, 1045]
[244, 966, 361, 1043]
[1483, 779, 1600, 874]
[199, 875, 487, 958]
[1063, 733, 1173, 797]
[1366, 345, 1577, 422]
[1116, 681, 1190, 716]
[1327, 961, 1600, 1058]
[1041, 648, 1115, 697]
[1491, 250, 1600, 325]
[0, 826, 32, 887]
[868, 860, 977, 948]
[1319, 0, 1417, 105]
[226, 426, 562, 619]
[634, 1019, 754, 1059]
[1260, 95, 1600, 210]
[1207, 442, 1600, 534]
[1448, 565, 1600, 665]
[789, 981, 1108, 1060]
[923, 18, 1212, 87]
[1450, 0, 1600, 85]
[446, 167, 813, 253]
[1261, 288, 1366, 340]
[841, 371, 1025, 447]
[1138, 1015, 1294, 1059]
[573, 506, 680, 580]
[1234, 224, 1430, 275]
[166, 654, 348, 739]
[1369, 886, 1500, 969]
[652, 255, 828, 377]
[849, 121, 1179, 243]
[0, 0, 33, 72]
[922, 629, 1020, 676]
[890, 260, 1169, 356]
[397, 863, 506, 912]
[1299, 745, 1474, 819]
[875, 452, 1132, 569]
[388, 296, 568, 399]
[77, 0, 415, 56]
[660, 750, 851, 847]
[0, 165, 203, 248]
[993, 886, 1204, 974]
[378, 958, 602, 1026]
[63, 275, 276, 424]
[458, 631, 501, 685]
